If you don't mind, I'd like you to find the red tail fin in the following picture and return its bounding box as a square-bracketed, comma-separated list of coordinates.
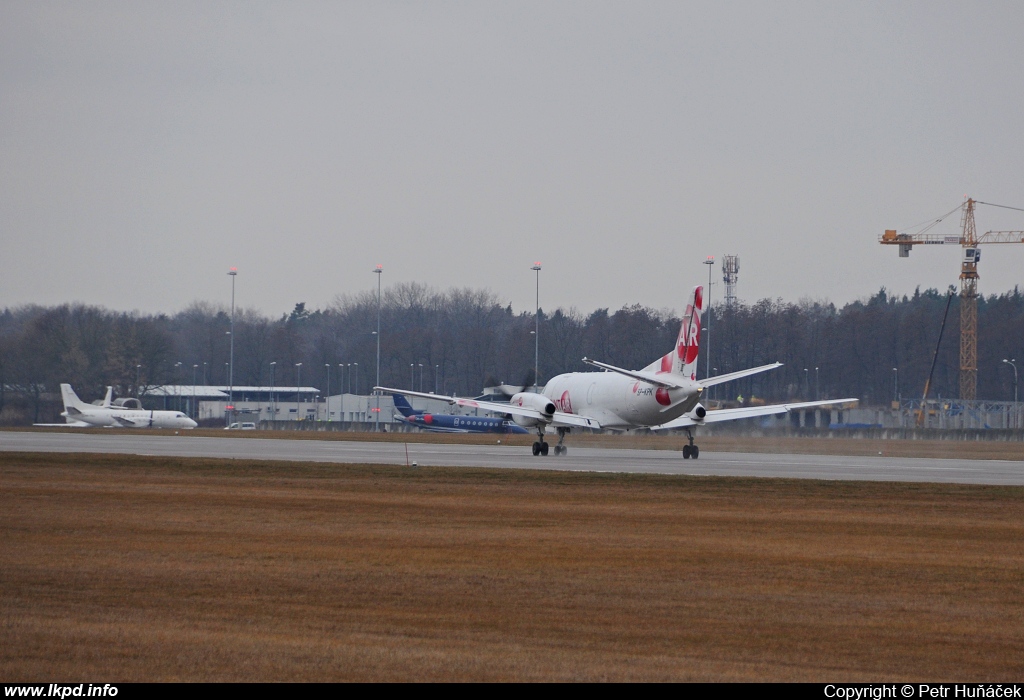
[644, 285, 704, 378]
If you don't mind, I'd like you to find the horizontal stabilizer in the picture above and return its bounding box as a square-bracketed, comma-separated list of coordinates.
[698, 363, 783, 388]
[581, 358, 688, 389]
[653, 398, 859, 430]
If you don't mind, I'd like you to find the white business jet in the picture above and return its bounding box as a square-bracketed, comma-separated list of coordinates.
[376, 285, 856, 458]
[55, 384, 197, 429]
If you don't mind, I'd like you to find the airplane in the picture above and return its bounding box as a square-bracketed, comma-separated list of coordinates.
[376, 285, 857, 458]
[392, 393, 529, 434]
[34, 385, 116, 426]
[52, 384, 198, 429]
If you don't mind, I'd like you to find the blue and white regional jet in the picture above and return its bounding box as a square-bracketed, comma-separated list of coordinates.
[392, 394, 529, 434]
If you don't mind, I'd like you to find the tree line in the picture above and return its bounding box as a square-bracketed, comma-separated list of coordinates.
[2, 283, 1022, 423]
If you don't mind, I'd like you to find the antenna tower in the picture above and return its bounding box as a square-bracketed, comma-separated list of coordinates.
[722, 255, 740, 307]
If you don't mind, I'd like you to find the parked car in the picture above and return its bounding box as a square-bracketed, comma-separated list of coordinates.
[225, 422, 257, 430]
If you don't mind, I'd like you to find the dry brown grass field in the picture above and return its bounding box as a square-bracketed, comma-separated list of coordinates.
[2, 451, 1023, 681]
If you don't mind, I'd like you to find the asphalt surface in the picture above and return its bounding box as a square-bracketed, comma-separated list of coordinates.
[3, 431, 1024, 484]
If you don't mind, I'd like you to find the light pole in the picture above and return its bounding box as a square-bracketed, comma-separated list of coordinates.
[342, 366, 350, 421]
[704, 255, 714, 382]
[435, 364, 439, 394]
[410, 363, 415, 390]
[175, 362, 182, 412]
[893, 367, 899, 403]
[270, 361, 277, 421]
[1004, 359, 1018, 404]
[418, 363, 424, 392]
[531, 262, 541, 389]
[295, 362, 302, 422]
[374, 264, 382, 431]
[325, 363, 331, 423]
[202, 362, 207, 385]
[1004, 359, 1018, 428]
[815, 366, 819, 401]
[136, 364, 141, 398]
[345, 364, 350, 393]
[803, 368, 809, 398]
[192, 364, 198, 420]
[227, 267, 237, 425]
[352, 363, 358, 395]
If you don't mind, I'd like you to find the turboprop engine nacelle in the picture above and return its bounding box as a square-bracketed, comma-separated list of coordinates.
[509, 392, 556, 428]
[689, 403, 707, 421]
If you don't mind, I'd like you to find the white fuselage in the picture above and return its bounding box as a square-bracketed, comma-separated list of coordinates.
[65, 407, 197, 429]
[526, 371, 703, 430]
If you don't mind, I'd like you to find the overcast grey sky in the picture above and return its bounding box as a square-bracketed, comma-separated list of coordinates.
[2, 1, 1023, 318]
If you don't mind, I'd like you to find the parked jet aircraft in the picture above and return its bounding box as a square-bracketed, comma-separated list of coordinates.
[392, 393, 529, 434]
[57, 384, 198, 429]
[377, 285, 856, 458]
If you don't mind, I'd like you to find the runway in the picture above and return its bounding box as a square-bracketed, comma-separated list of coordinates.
[3, 431, 1023, 484]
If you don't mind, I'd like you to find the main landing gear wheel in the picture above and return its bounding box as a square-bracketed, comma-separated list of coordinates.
[682, 430, 700, 460]
[533, 441, 549, 456]
[553, 427, 569, 456]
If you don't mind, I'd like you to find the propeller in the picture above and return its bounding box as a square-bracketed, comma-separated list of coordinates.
[516, 369, 537, 394]
[500, 370, 537, 420]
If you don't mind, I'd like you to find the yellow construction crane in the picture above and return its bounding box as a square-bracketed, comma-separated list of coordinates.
[880, 198, 1024, 400]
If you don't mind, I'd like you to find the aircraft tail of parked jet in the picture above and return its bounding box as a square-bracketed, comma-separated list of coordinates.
[61, 384, 90, 415]
[392, 394, 424, 418]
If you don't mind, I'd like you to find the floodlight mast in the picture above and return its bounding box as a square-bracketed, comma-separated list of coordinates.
[704, 256, 714, 384]
[227, 267, 237, 425]
[531, 263, 541, 389]
[374, 265, 383, 431]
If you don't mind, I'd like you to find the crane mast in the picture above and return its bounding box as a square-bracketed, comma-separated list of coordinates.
[958, 199, 979, 399]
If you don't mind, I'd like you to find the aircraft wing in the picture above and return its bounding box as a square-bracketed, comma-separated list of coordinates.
[33, 421, 91, 428]
[652, 398, 859, 430]
[580, 358, 689, 389]
[376, 386, 541, 420]
[375, 386, 602, 430]
[698, 363, 783, 388]
[550, 412, 602, 429]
